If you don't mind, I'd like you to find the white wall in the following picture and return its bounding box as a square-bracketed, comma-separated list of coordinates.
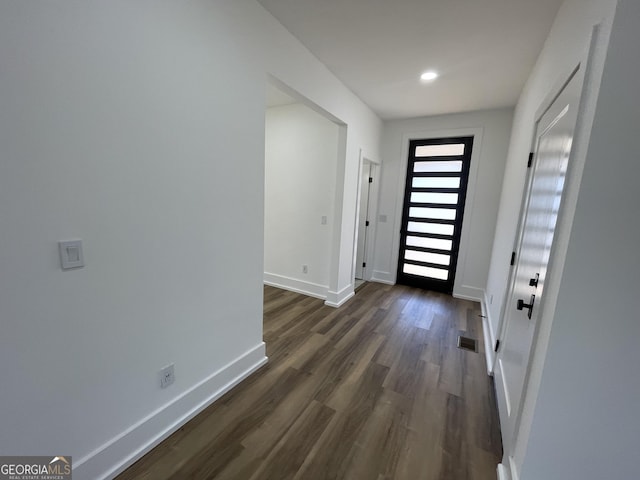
[481, 0, 634, 478]
[255, 8, 383, 307]
[264, 103, 339, 298]
[373, 109, 513, 302]
[484, 0, 617, 345]
[518, 1, 639, 478]
[0, 1, 381, 479]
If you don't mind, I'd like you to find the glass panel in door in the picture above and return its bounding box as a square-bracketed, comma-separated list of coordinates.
[397, 136, 473, 293]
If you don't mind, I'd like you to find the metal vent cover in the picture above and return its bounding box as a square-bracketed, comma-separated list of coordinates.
[457, 335, 477, 352]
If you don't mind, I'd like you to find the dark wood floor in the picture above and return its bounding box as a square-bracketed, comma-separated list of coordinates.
[117, 282, 502, 480]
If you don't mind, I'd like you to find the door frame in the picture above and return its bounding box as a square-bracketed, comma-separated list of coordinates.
[390, 127, 484, 298]
[396, 136, 474, 293]
[497, 62, 584, 453]
[352, 151, 380, 284]
[495, 22, 610, 479]
[495, 64, 581, 359]
[355, 160, 373, 281]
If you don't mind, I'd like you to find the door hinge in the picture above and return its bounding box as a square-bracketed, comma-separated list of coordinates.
[494, 340, 501, 352]
[369, 177, 373, 183]
[527, 152, 534, 168]
[510, 251, 516, 266]
[362, 262, 366, 268]
[365, 220, 370, 227]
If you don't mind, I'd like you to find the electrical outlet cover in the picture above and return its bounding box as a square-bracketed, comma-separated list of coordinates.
[160, 364, 175, 389]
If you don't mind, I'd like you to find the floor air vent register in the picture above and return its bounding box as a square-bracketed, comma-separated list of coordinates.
[457, 335, 478, 352]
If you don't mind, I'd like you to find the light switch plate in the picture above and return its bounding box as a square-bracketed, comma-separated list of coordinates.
[59, 240, 84, 269]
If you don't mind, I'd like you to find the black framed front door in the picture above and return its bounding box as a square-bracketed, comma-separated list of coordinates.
[396, 136, 473, 293]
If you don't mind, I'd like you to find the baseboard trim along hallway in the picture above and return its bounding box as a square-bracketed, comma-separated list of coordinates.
[116, 283, 502, 479]
[75, 343, 268, 480]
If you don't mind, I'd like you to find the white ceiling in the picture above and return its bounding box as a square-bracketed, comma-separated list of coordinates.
[258, 0, 564, 120]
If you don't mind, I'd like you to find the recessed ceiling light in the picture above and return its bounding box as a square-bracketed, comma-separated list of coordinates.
[420, 71, 438, 81]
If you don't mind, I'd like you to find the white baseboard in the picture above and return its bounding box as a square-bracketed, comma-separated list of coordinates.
[453, 288, 495, 376]
[481, 291, 497, 375]
[452, 284, 483, 303]
[324, 284, 354, 308]
[452, 292, 482, 302]
[73, 343, 268, 480]
[264, 272, 328, 300]
[371, 270, 394, 285]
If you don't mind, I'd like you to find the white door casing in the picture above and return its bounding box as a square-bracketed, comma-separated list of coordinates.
[355, 161, 373, 280]
[494, 66, 584, 461]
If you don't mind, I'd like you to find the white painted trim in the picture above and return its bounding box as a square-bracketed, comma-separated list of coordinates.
[351, 149, 365, 283]
[452, 286, 483, 303]
[450, 293, 479, 303]
[508, 456, 520, 480]
[352, 154, 381, 284]
[482, 290, 497, 374]
[362, 159, 381, 283]
[497, 463, 511, 480]
[324, 284, 354, 307]
[497, 357, 512, 417]
[452, 291, 496, 375]
[371, 270, 394, 285]
[73, 343, 268, 480]
[326, 123, 349, 310]
[264, 272, 328, 299]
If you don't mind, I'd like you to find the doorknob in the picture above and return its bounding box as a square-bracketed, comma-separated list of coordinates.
[529, 273, 540, 288]
[517, 294, 536, 319]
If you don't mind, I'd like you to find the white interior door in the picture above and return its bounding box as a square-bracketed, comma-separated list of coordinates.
[355, 162, 372, 280]
[495, 68, 583, 457]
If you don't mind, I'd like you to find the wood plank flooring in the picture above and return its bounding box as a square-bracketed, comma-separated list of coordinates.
[117, 282, 502, 480]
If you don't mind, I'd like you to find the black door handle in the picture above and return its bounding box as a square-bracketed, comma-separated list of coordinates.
[517, 294, 536, 319]
[529, 273, 540, 288]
